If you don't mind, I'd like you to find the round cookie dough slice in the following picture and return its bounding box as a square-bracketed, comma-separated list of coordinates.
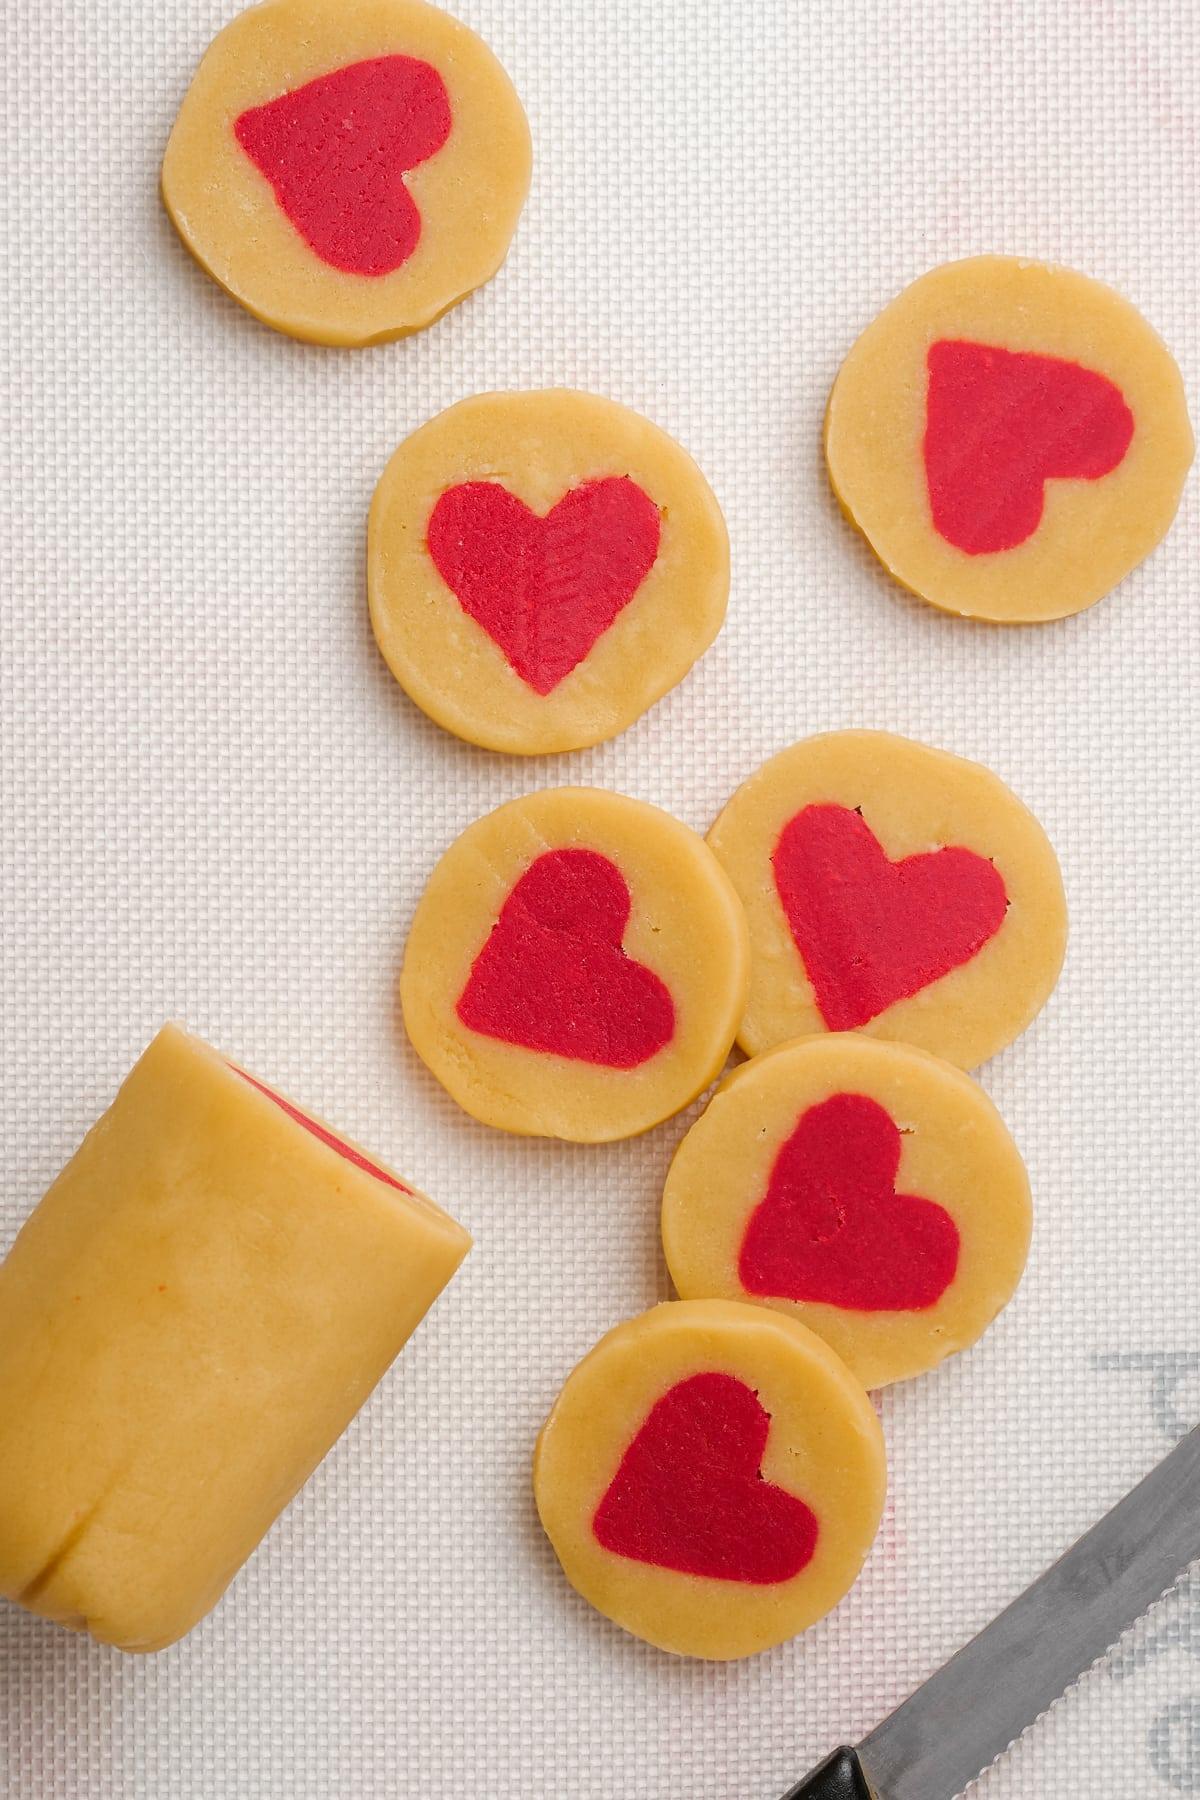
[162, 0, 531, 346]
[401, 789, 749, 1141]
[662, 1035, 1031, 1387]
[369, 391, 730, 754]
[707, 730, 1067, 1068]
[826, 256, 1193, 621]
[534, 1300, 886, 1659]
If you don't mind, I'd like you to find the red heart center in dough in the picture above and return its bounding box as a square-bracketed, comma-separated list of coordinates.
[426, 478, 662, 695]
[592, 1371, 819, 1584]
[739, 1093, 960, 1311]
[231, 1068, 411, 1193]
[924, 339, 1135, 554]
[455, 848, 675, 1068]
[234, 57, 452, 277]
[772, 803, 1008, 1032]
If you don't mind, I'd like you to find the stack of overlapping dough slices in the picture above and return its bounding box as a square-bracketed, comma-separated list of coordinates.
[404, 730, 1066, 1657]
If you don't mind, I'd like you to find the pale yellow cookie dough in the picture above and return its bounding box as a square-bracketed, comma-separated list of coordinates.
[0, 1024, 470, 1652]
[162, 0, 531, 346]
[707, 731, 1067, 1068]
[368, 391, 730, 754]
[826, 257, 1193, 621]
[662, 1035, 1031, 1387]
[533, 1300, 886, 1659]
[401, 789, 749, 1141]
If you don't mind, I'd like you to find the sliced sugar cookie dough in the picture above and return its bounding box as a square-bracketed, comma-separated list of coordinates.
[0, 1023, 470, 1653]
[825, 256, 1194, 621]
[662, 1035, 1031, 1388]
[401, 789, 749, 1141]
[707, 730, 1067, 1068]
[162, 0, 531, 346]
[368, 390, 730, 754]
[533, 1299, 886, 1659]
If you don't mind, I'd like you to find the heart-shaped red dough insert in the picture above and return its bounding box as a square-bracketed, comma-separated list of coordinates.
[772, 803, 1008, 1031]
[455, 847, 675, 1068]
[924, 339, 1135, 554]
[739, 1093, 960, 1312]
[427, 477, 662, 695]
[234, 56, 452, 277]
[592, 1371, 819, 1583]
[231, 1067, 411, 1194]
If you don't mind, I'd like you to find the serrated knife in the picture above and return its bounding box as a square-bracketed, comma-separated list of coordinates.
[786, 1422, 1200, 1798]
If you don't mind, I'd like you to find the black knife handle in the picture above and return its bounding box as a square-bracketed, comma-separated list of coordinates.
[781, 1746, 874, 1800]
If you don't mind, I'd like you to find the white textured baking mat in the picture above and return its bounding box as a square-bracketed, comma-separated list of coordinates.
[2, 0, 1199, 1794]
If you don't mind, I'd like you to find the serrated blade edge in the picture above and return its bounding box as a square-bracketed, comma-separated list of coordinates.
[858, 1424, 1200, 1800]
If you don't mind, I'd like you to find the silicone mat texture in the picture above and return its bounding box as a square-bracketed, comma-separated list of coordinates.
[2, 0, 1199, 1795]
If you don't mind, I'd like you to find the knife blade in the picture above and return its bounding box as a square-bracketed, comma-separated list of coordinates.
[785, 1421, 1200, 1799]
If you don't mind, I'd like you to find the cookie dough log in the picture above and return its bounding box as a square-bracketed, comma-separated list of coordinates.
[662, 1035, 1032, 1387]
[0, 1024, 471, 1652]
[534, 1300, 885, 1659]
[162, 0, 531, 346]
